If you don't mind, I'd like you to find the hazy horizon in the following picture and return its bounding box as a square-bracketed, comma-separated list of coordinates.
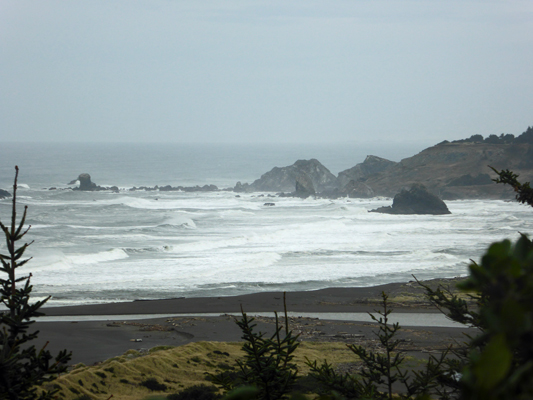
[0, 141, 422, 190]
[1, 1, 532, 146]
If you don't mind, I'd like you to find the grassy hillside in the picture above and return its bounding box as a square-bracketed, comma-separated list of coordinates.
[42, 341, 360, 400]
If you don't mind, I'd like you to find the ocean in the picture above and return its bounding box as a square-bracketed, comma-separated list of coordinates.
[1, 142, 532, 307]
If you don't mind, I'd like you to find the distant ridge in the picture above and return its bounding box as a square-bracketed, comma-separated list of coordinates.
[351, 125, 533, 199]
[236, 125, 533, 200]
[450, 126, 533, 145]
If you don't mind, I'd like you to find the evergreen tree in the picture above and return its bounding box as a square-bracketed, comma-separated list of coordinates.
[0, 167, 71, 400]
[208, 299, 299, 400]
[490, 167, 533, 208]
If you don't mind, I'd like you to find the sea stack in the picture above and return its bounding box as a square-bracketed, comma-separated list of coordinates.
[69, 173, 98, 191]
[370, 184, 451, 215]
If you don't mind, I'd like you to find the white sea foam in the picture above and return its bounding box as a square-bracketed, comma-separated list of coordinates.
[22, 250, 74, 273]
[65, 248, 129, 264]
[160, 215, 197, 229]
[220, 209, 257, 217]
[27, 249, 129, 274]
[66, 225, 114, 230]
[12, 185, 533, 307]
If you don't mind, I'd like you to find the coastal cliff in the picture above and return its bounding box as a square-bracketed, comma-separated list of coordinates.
[236, 126, 533, 200]
[234, 158, 337, 193]
[357, 141, 532, 199]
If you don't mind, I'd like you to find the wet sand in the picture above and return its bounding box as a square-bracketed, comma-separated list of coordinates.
[34, 283, 474, 366]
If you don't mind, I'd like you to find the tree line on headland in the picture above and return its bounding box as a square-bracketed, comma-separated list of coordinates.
[449, 126, 533, 145]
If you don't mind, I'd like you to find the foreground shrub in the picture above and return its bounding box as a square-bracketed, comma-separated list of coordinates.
[167, 384, 222, 400]
[140, 377, 168, 392]
[458, 235, 533, 400]
[307, 292, 448, 400]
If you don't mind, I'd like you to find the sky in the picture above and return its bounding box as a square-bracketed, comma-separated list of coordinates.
[1, 1, 532, 147]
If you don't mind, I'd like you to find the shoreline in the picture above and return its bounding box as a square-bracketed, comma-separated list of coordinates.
[32, 279, 474, 366]
[41, 281, 444, 317]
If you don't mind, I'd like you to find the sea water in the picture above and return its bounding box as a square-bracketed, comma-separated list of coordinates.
[1, 142, 532, 307]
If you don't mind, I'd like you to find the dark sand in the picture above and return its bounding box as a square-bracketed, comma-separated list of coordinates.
[42, 283, 434, 317]
[34, 283, 474, 366]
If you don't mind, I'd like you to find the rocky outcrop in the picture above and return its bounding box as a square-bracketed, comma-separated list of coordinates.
[78, 173, 97, 190]
[68, 173, 120, 192]
[370, 184, 451, 215]
[233, 181, 249, 192]
[342, 180, 374, 198]
[337, 156, 397, 188]
[236, 159, 337, 193]
[294, 173, 316, 198]
[157, 184, 218, 192]
[0, 189, 11, 199]
[67, 174, 218, 193]
[69, 173, 98, 191]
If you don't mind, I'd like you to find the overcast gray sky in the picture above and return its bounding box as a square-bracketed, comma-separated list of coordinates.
[1, 1, 532, 146]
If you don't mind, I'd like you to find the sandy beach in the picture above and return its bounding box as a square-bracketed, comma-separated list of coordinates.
[32, 280, 474, 366]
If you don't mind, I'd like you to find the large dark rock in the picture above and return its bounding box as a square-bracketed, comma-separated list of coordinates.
[294, 173, 316, 198]
[0, 189, 11, 199]
[337, 155, 397, 188]
[370, 184, 451, 215]
[69, 173, 98, 191]
[238, 159, 337, 193]
[78, 173, 96, 190]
